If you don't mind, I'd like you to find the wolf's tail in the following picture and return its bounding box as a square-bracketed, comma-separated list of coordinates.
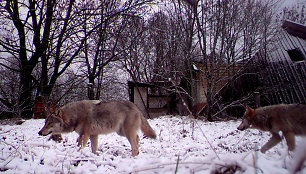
[140, 114, 156, 139]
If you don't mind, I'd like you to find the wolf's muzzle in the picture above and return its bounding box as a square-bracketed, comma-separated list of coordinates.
[38, 130, 50, 136]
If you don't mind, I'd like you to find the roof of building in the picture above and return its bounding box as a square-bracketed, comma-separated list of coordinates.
[282, 20, 306, 40]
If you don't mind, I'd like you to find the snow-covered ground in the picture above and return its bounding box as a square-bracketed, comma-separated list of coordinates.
[0, 116, 305, 173]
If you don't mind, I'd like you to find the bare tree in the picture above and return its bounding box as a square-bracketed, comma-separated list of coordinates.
[182, 0, 278, 121]
[146, 10, 194, 84]
[39, 0, 84, 99]
[0, 62, 19, 117]
[80, 0, 153, 100]
[119, 14, 152, 83]
[0, 0, 58, 118]
[120, 1, 196, 114]
[0, 0, 87, 118]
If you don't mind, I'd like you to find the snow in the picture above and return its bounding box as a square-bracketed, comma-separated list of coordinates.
[0, 116, 305, 173]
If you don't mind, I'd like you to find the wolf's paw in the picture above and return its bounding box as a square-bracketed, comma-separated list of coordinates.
[49, 134, 63, 143]
[260, 148, 267, 153]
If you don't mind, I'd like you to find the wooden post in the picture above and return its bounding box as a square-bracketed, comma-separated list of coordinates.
[254, 91, 260, 108]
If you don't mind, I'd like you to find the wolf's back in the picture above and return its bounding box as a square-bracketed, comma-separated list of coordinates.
[257, 104, 306, 117]
[288, 104, 306, 116]
[264, 104, 306, 134]
[286, 104, 306, 134]
[277, 104, 306, 119]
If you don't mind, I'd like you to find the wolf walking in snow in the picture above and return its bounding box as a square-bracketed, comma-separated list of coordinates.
[237, 104, 306, 153]
[38, 100, 156, 156]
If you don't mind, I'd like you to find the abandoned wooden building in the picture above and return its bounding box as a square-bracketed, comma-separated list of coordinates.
[128, 81, 170, 118]
[214, 20, 306, 118]
[249, 20, 305, 105]
[129, 20, 306, 119]
[128, 62, 242, 118]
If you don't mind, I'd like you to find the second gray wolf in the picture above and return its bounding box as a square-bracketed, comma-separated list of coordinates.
[38, 100, 156, 156]
[237, 104, 306, 153]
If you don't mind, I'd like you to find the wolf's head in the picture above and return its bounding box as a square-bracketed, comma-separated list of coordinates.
[38, 113, 64, 136]
[237, 105, 255, 131]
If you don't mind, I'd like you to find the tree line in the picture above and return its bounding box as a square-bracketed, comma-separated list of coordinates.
[0, 0, 299, 119]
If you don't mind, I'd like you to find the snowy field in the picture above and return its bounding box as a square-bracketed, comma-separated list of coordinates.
[0, 116, 305, 174]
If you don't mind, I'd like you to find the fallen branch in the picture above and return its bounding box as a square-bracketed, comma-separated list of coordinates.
[174, 155, 180, 174]
[28, 143, 51, 149]
[0, 129, 14, 135]
[132, 161, 213, 173]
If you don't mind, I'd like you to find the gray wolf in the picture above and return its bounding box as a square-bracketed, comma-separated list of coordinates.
[38, 100, 156, 156]
[237, 104, 306, 153]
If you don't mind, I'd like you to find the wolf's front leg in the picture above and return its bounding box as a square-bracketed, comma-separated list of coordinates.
[283, 131, 295, 151]
[261, 132, 282, 153]
[90, 135, 98, 154]
[77, 135, 84, 147]
[77, 134, 90, 151]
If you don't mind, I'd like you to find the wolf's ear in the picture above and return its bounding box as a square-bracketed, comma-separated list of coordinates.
[245, 105, 255, 118]
[44, 105, 51, 116]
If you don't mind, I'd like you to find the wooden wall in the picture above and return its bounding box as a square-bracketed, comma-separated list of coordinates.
[253, 24, 306, 104]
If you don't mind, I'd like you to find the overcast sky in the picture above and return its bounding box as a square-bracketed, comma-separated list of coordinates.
[280, 0, 306, 8]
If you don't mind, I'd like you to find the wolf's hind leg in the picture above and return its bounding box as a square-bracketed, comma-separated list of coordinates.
[283, 131, 295, 151]
[90, 135, 99, 154]
[126, 131, 139, 157]
[261, 132, 281, 153]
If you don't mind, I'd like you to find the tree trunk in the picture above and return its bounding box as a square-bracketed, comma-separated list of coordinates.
[206, 91, 213, 122]
[19, 66, 34, 118]
[88, 76, 95, 100]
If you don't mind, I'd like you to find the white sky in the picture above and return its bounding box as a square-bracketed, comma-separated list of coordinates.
[280, 0, 306, 8]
